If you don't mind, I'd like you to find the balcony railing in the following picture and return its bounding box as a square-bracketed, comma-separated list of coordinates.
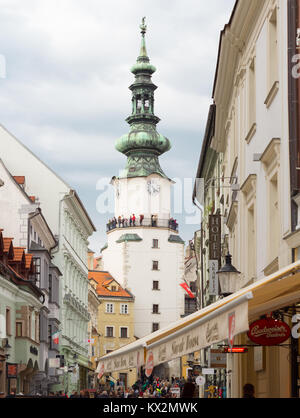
[106, 217, 179, 232]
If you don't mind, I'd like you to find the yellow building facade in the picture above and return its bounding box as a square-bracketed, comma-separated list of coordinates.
[88, 270, 137, 388]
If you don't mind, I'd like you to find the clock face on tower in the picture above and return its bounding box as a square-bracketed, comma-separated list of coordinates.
[147, 179, 160, 195]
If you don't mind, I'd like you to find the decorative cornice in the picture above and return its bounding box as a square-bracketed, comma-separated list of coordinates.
[260, 138, 280, 175]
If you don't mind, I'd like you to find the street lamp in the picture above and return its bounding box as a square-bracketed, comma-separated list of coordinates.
[217, 253, 240, 297]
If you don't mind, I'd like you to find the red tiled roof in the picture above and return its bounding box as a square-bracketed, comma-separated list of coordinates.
[12, 247, 26, 263]
[25, 253, 33, 269]
[88, 271, 133, 298]
[13, 176, 25, 185]
[3, 238, 13, 253]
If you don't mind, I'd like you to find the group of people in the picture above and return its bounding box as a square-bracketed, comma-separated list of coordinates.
[107, 214, 142, 230]
[106, 215, 178, 231]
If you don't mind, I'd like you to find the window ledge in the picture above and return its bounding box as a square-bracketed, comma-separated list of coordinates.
[245, 123, 257, 144]
[264, 81, 279, 109]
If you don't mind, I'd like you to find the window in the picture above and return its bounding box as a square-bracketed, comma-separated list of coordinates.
[152, 323, 159, 332]
[152, 304, 159, 314]
[16, 322, 23, 337]
[120, 328, 128, 339]
[106, 327, 114, 338]
[106, 303, 114, 314]
[152, 261, 159, 271]
[111, 286, 117, 292]
[6, 308, 11, 336]
[153, 281, 159, 291]
[152, 239, 159, 249]
[106, 349, 113, 354]
[267, 8, 278, 90]
[120, 304, 128, 315]
[33, 257, 41, 284]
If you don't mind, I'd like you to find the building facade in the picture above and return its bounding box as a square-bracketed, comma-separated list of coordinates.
[0, 126, 96, 395]
[193, 0, 300, 398]
[88, 270, 136, 388]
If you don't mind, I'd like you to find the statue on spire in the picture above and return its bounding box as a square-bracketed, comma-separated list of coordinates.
[140, 17, 147, 36]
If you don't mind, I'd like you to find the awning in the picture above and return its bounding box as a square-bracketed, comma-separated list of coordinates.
[98, 260, 300, 373]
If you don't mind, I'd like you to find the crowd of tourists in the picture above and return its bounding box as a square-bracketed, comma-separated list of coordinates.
[106, 215, 178, 231]
[2, 376, 197, 398]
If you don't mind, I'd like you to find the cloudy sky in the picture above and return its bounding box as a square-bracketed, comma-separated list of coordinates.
[0, 0, 235, 253]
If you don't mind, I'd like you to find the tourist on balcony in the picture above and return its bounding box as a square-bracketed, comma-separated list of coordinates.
[118, 216, 121, 228]
[129, 216, 132, 227]
[140, 214, 144, 225]
[132, 214, 136, 226]
[121, 216, 125, 228]
[124, 218, 128, 227]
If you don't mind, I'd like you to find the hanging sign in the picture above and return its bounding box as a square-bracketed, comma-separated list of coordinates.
[247, 318, 291, 346]
[97, 362, 105, 379]
[209, 215, 221, 260]
[145, 351, 154, 377]
[209, 260, 219, 296]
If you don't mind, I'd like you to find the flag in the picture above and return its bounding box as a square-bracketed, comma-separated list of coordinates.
[180, 282, 195, 298]
[87, 338, 95, 344]
[52, 331, 59, 345]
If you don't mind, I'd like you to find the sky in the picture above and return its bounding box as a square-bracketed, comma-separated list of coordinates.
[0, 0, 236, 254]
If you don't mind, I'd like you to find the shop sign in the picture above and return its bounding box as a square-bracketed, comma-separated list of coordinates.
[6, 363, 18, 379]
[210, 349, 227, 369]
[248, 318, 291, 346]
[170, 387, 180, 398]
[97, 362, 104, 379]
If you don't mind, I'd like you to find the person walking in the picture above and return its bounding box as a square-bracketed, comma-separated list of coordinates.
[132, 214, 136, 226]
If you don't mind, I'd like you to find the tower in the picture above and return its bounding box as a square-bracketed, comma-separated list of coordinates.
[102, 18, 185, 339]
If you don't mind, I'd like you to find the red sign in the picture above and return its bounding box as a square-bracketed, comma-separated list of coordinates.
[6, 363, 18, 379]
[247, 318, 291, 346]
[145, 351, 154, 378]
[224, 347, 248, 353]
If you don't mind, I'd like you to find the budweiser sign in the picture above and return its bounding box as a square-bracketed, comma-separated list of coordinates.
[248, 318, 291, 346]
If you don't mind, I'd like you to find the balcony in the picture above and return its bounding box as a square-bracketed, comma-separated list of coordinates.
[106, 217, 179, 233]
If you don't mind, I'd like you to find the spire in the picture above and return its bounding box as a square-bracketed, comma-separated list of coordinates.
[115, 19, 171, 179]
[139, 17, 148, 58]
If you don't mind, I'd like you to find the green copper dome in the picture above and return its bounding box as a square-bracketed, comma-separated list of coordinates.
[115, 127, 171, 155]
[115, 18, 171, 179]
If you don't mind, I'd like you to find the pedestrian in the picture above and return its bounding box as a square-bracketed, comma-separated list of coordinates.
[118, 216, 121, 228]
[181, 378, 196, 398]
[140, 214, 144, 225]
[132, 214, 136, 226]
[243, 383, 255, 398]
[121, 216, 125, 227]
